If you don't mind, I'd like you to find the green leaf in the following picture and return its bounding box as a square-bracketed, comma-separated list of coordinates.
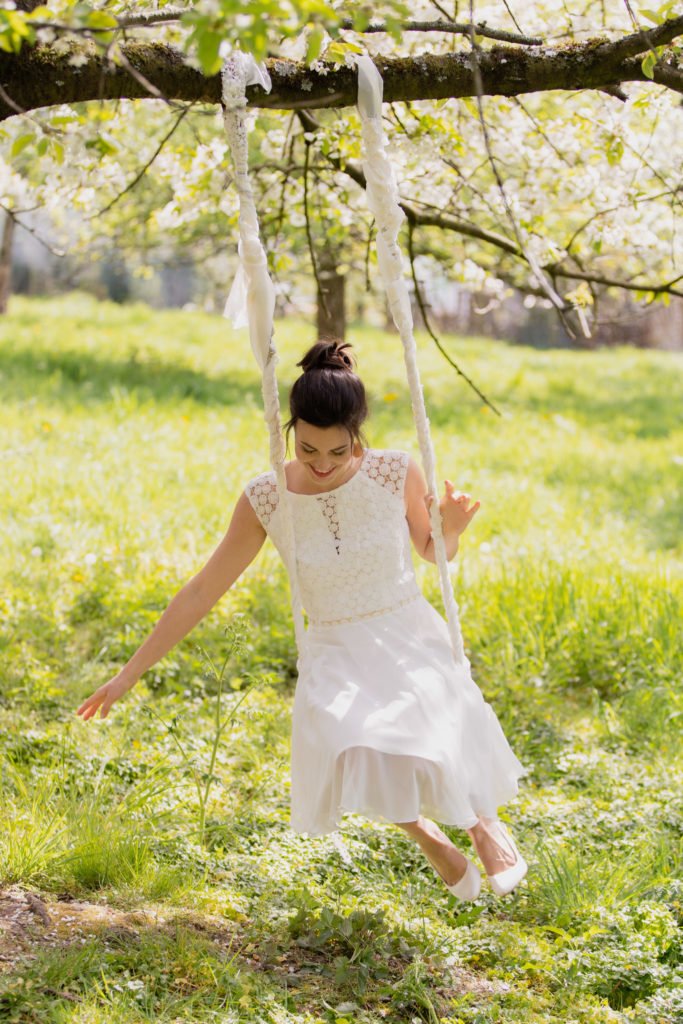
[196, 29, 223, 76]
[3, 10, 31, 37]
[84, 133, 119, 157]
[324, 40, 363, 65]
[383, 14, 405, 43]
[36, 137, 49, 156]
[640, 9, 663, 24]
[305, 25, 325, 65]
[24, 5, 52, 20]
[641, 51, 657, 79]
[86, 12, 119, 30]
[180, 9, 204, 26]
[85, 10, 117, 41]
[606, 135, 623, 166]
[0, 13, 28, 54]
[11, 133, 34, 158]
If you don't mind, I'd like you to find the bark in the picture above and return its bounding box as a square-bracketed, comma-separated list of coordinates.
[316, 250, 346, 340]
[0, 16, 681, 120]
[0, 212, 15, 314]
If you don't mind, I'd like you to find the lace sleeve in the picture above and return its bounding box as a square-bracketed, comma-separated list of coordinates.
[362, 449, 409, 499]
[245, 472, 279, 530]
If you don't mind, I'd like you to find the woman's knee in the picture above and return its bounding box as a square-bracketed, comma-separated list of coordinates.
[395, 816, 424, 836]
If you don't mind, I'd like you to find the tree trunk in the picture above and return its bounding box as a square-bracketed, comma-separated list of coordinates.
[316, 258, 346, 340]
[0, 212, 15, 314]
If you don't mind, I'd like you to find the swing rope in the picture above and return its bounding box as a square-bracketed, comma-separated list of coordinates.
[355, 56, 466, 664]
[221, 52, 466, 666]
[221, 53, 306, 653]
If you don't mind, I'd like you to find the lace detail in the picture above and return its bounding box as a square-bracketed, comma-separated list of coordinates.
[316, 494, 341, 555]
[309, 592, 421, 628]
[361, 449, 408, 496]
[244, 449, 419, 625]
[245, 474, 279, 527]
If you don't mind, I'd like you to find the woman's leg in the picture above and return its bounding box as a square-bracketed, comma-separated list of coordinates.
[466, 817, 518, 875]
[396, 815, 470, 886]
[397, 815, 519, 881]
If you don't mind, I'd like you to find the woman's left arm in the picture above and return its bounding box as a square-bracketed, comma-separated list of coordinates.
[404, 456, 481, 564]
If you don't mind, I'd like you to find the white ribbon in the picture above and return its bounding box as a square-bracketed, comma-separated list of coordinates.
[221, 53, 307, 653]
[221, 53, 276, 372]
[356, 54, 466, 665]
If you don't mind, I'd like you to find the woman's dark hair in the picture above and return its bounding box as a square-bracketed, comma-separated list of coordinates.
[283, 339, 369, 451]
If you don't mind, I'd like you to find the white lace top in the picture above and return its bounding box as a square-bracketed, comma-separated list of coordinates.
[245, 448, 422, 627]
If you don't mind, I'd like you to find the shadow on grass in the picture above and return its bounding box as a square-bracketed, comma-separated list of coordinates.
[0, 886, 467, 1022]
[0, 345, 264, 410]
[430, 361, 681, 441]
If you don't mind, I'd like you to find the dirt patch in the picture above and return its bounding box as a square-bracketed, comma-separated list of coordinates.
[0, 886, 509, 1012]
[0, 887, 250, 961]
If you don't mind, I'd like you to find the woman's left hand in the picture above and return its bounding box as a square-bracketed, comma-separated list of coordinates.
[425, 480, 481, 538]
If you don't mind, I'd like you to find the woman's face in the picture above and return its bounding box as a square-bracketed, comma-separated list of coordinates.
[293, 420, 359, 487]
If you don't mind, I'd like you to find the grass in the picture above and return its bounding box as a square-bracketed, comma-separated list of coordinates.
[0, 291, 681, 1023]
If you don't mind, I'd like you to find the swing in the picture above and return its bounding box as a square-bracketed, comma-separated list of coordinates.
[221, 52, 465, 665]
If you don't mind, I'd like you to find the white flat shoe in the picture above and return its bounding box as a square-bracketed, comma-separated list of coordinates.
[486, 820, 528, 897]
[430, 854, 482, 900]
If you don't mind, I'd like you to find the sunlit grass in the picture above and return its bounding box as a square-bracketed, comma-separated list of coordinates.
[1, 292, 681, 1024]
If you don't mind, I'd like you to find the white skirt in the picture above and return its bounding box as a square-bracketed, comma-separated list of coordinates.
[289, 593, 529, 836]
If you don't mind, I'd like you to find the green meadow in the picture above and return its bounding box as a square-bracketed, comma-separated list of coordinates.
[1, 292, 681, 1024]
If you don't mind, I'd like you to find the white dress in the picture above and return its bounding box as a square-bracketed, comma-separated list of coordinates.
[245, 447, 529, 837]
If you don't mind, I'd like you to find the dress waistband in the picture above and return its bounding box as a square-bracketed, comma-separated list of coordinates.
[307, 591, 422, 629]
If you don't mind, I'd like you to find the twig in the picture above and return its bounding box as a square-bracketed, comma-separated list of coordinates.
[87, 105, 190, 219]
[44, 988, 81, 1004]
[340, 18, 543, 46]
[364, 221, 373, 293]
[466, 0, 584, 341]
[298, 116, 329, 322]
[0, 202, 66, 257]
[0, 80, 28, 117]
[271, 113, 297, 242]
[406, 219, 501, 415]
[499, 0, 528, 38]
[549, 266, 683, 297]
[115, 6, 187, 29]
[299, 108, 683, 301]
[111, 41, 176, 107]
[511, 96, 577, 167]
[429, 0, 455, 20]
[621, 0, 663, 67]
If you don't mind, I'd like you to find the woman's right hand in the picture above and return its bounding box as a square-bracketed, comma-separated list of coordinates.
[74, 488, 267, 723]
[76, 672, 138, 721]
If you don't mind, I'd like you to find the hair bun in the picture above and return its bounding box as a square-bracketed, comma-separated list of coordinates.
[298, 339, 355, 374]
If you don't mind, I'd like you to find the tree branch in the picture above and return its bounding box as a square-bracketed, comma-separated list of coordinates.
[300, 126, 330, 322]
[297, 111, 683, 301]
[0, 16, 682, 120]
[465, 0, 583, 343]
[0, 200, 66, 257]
[406, 219, 502, 415]
[339, 19, 543, 46]
[87, 104, 190, 219]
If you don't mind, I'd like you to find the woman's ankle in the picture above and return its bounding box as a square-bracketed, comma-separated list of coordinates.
[467, 818, 517, 874]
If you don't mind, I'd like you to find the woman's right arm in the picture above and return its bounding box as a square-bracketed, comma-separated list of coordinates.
[76, 490, 267, 720]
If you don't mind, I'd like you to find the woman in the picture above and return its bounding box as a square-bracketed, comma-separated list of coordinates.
[77, 338, 529, 901]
